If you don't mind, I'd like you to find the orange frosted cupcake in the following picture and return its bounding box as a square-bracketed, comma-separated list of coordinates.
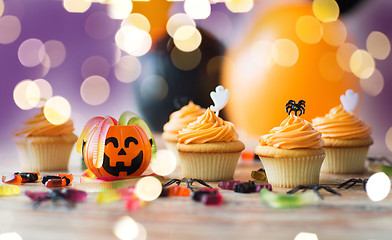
[255, 113, 325, 188]
[312, 105, 373, 174]
[14, 109, 77, 171]
[177, 108, 245, 181]
[162, 101, 205, 161]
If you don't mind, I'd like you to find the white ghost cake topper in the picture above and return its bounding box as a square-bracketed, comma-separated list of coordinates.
[210, 85, 229, 117]
[340, 89, 359, 112]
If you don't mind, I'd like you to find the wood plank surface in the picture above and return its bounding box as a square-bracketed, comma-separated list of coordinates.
[1, 138, 392, 240]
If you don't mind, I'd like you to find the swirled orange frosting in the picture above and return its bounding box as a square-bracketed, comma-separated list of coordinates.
[312, 105, 371, 139]
[259, 114, 324, 149]
[14, 109, 75, 137]
[163, 101, 205, 135]
[178, 108, 239, 144]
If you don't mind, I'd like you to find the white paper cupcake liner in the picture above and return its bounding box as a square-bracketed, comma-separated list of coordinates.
[15, 135, 77, 171]
[321, 147, 369, 174]
[178, 152, 241, 181]
[258, 155, 325, 188]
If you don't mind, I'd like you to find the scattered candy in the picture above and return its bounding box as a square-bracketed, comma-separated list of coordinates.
[259, 188, 320, 208]
[45, 178, 69, 188]
[16, 172, 40, 183]
[192, 188, 222, 206]
[2, 174, 22, 185]
[25, 189, 87, 208]
[57, 174, 73, 182]
[219, 180, 272, 193]
[160, 185, 191, 197]
[0, 184, 20, 196]
[241, 151, 255, 161]
[97, 190, 122, 203]
[217, 180, 241, 190]
[125, 196, 144, 211]
[251, 168, 268, 182]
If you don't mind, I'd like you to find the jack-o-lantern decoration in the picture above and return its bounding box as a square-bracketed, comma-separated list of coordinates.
[76, 112, 156, 178]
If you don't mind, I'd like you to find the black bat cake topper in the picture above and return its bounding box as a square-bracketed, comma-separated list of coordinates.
[285, 100, 306, 116]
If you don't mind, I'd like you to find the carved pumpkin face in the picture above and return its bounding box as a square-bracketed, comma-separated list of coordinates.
[83, 125, 151, 178]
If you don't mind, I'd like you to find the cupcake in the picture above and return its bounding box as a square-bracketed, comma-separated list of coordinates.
[255, 113, 325, 188]
[162, 101, 205, 161]
[312, 105, 373, 174]
[176, 108, 245, 181]
[14, 109, 78, 171]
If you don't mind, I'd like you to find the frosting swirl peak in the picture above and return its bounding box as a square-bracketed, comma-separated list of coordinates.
[178, 108, 239, 144]
[163, 101, 205, 135]
[14, 109, 75, 137]
[312, 105, 371, 139]
[259, 114, 324, 149]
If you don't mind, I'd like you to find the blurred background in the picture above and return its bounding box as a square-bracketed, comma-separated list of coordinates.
[1, 0, 391, 166]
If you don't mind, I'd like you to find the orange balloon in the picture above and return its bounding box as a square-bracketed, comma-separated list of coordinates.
[222, 2, 358, 136]
[131, 0, 171, 43]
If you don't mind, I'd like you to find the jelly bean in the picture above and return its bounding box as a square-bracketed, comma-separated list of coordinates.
[0, 184, 20, 196]
[251, 168, 268, 182]
[42, 176, 71, 186]
[193, 188, 223, 205]
[60, 189, 87, 202]
[97, 190, 122, 203]
[241, 151, 255, 161]
[45, 178, 67, 188]
[117, 187, 135, 200]
[125, 196, 143, 211]
[15, 172, 40, 183]
[218, 180, 242, 190]
[57, 174, 73, 182]
[2, 174, 22, 185]
[234, 181, 256, 193]
[42, 175, 62, 184]
[254, 183, 272, 192]
[25, 191, 49, 201]
[259, 188, 319, 208]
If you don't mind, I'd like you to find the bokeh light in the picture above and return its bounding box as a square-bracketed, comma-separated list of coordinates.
[13, 80, 40, 110]
[80, 75, 110, 105]
[295, 15, 323, 44]
[140, 75, 168, 101]
[366, 172, 391, 202]
[312, 0, 339, 23]
[366, 31, 391, 60]
[173, 25, 202, 52]
[200, 11, 232, 40]
[360, 69, 384, 96]
[33, 79, 53, 107]
[170, 47, 201, 71]
[322, 20, 347, 46]
[85, 11, 116, 40]
[18, 38, 45, 67]
[121, 13, 150, 32]
[166, 13, 195, 38]
[350, 49, 375, 79]
[184, 0, 211, 20]
[319, 52, 344, 82]
[113, 216, 139, 240]
[294, 232, 318, 240]
[151, 150, 177, 176]
[107, 0, 133, 20]
[81, 56, 110, 78]
[271, 39, 299, 67]
[0, 15, 21, 44]
[336, 43, 358, 72]
[43, 40, 66, 68]
[135, 176, 162, 201]
[0, 232, 23, 240]
[385, 127, 392, 152]
[63, 0, 91, 13]
[44, 96, 71, 125]
[0, 0, 4, 17]
[119, 26, 151, 56]
[225, 0, 254, 13]
[114, 55, 142, 83]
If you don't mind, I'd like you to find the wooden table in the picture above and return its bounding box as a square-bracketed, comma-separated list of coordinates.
[1, 155, 392, 240]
